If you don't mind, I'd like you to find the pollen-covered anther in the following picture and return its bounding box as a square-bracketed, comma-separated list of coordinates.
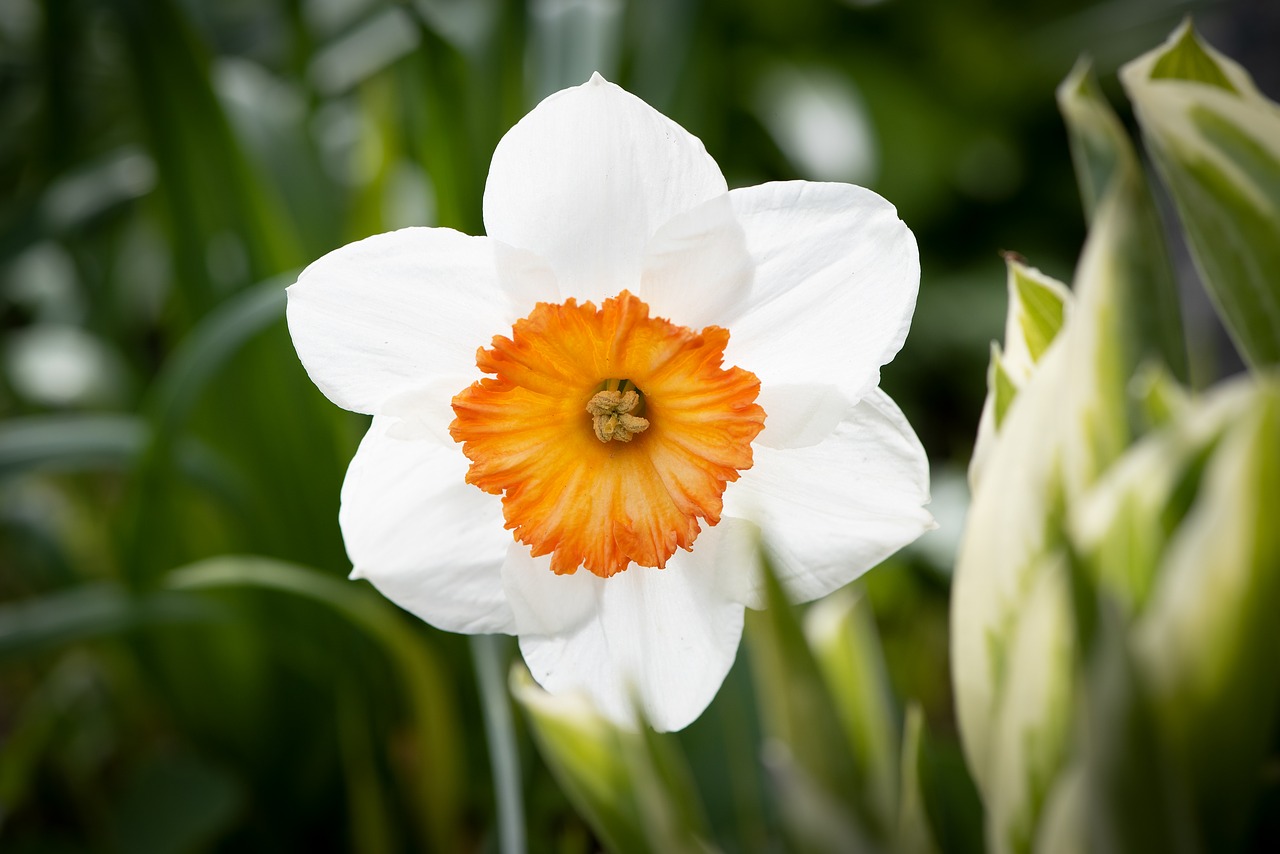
[587, 389, 650, 442]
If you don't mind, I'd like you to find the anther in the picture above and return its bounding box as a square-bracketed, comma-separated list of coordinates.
[586, 389, 650, 443]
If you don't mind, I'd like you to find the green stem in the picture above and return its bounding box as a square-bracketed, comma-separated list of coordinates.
[471, 634, 526, 854]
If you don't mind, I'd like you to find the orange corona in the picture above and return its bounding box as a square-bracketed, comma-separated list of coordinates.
[450, 291, 765, 578]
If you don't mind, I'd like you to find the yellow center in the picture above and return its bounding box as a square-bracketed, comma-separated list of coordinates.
[449, 291, 766, 578]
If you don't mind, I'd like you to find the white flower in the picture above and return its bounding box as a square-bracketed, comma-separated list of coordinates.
[287, 73, 933, 731]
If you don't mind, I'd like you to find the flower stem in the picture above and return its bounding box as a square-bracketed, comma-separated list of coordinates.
[470, 634, 526, 854]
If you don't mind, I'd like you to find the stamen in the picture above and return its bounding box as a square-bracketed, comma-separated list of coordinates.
[587, 388, 650, 442]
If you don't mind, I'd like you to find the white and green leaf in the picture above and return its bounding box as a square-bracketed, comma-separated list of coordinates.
[1131, 375, 1280, 846]
[985, 555, 1075, 854]
[1032, 764, 1086, 854]
[951, 339, 1070, 796]
[969, 260, 1070, 491]
[745, 557, 882, 845]
[953, 56, 1186, 816]
[1061, 57, 1189, 398]
[1121, 21, 1280, 369]
[1070, 376, 1251, 615]
[1005, 261, 1070, 371]
[510, 668, 712, 854]
[510, 668, 649, 854]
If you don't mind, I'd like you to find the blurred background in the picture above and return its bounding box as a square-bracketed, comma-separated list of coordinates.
[0, 0, 1274, 851]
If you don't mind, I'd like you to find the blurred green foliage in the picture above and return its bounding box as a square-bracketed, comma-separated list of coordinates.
[954, 21, 1279, 854]
[0, 0, 1269, 851]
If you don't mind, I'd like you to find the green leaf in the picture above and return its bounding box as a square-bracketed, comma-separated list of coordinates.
[1131, 376, 1280, 847]
[0, 415, 146, 477]
[991, 347, 1018, 429]
[968, 260, 1070, 491]
[1130, 362, 1191, 432]
[511, 668, 656, 854]
[470, 635, 525, 854]
[118, 273, 352, 585]
[337, 690, 397, 854]
[513, 664, 715, 854]
[166, 556, 464, 853]
[956, 120, 1190, 824]
[1074, 600, 1198, 854]
[992, 257, 1070, 389]
[0, 657, 107, 821]
[1149, 21, 1236, 92]
[760, 741, 880, 854]
[953, 131, 1176, 795]
[968, 345, 1004, 493]
[107, 750, 243, 854]
[0, 414, 251, 525]
[896, 704, 940, 854]
[952, 340, 1071, 797]
[1029, 764, 1085, 854]
[1054, 374, 1280, 851]
[1009, 262, 1068, 365]
[804, 587, 900, 829]
[908, 720, 987, 854]
[1070, 377, 1250, 616]
[1056, 59, 1132, 224]
[108, 0, 303, 324]
[958, 152, 1172, 797]
[985, 555, 1075, 854]
[0, 583, 212, 661]
[1058, 58, 1188, 386]
[145, 276, 289, 434]
[632, 718, 714, 852]
[745, 557, 876, 842]
[1121, 21, 1280, 369]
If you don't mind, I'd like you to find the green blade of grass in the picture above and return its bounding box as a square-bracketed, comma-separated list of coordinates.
[167, 555, 465, 852]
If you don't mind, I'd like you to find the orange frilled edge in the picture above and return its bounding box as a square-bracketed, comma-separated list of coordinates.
[449, 291, 765, 578]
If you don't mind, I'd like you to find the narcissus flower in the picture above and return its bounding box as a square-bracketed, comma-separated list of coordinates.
[287, 74, 933, 731]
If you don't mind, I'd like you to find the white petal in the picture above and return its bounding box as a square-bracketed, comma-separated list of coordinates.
[381, 375, 472, 444]
[754, 383, 852, 450]
[638, 194, 753, 329]
[287, 227, 552, 415]
[341, 416, 516, 634]
[721, 387, 933, 609]
[722, 182, 920, 404]
[494, 239, 562, 306]
[483, 73, 728, 303]
[501, 544, 602, 636]
[519, 525, 747, 732]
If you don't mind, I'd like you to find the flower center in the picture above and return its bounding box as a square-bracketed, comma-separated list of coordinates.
[586, 381, 649, 442]
[449, 291, 765, 578]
